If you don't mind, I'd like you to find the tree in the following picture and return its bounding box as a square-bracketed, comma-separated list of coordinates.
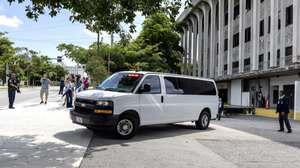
[7, 0, 182, 34]
[0, 32, 15, 83]
[130, 12, 182, 73]
[57, 43, 108, 86]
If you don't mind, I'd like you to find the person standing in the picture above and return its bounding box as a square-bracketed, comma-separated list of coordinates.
[40, 74, 50, 104]
[58, 77, 65, 95]
[83, 77, 89, 90]
[75, 75, 82, 93]
[276, 91, 292, 133]
[217, 97, 224, 121]
[64, 76, 74, 108]
[7, 73, 20, 109]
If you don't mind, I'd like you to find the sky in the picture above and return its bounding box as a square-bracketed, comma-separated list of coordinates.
[0, 0, 144, 66]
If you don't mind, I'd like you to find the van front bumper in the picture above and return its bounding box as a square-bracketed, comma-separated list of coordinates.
[70, 109, 119, 128]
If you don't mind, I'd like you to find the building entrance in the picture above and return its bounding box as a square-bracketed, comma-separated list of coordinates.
[283, 85, 295, 110]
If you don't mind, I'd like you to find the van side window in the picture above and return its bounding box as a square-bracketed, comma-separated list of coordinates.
[140, 75, 161, 94]
[164, 77, 216, 95]
[164, 77, 184, 94]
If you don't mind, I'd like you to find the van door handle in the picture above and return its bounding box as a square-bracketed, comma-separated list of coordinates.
[161, 96, 164, 103]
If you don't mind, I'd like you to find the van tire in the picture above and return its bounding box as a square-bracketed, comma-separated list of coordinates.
[195, 110, 211, 130]
[114, 114, 138, 139]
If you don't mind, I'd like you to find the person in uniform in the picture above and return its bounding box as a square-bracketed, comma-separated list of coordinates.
[58, 77, 65, 95]
[7, 73, 20, 109]
[276, 91, 292, 133]
[218, 97, 224, 121]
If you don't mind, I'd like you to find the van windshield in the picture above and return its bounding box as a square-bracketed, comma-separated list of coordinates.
[97, 73, 144, 93]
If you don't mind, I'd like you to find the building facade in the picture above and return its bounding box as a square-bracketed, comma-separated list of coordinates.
[177, 0, 300, 120]
[64, 64, 87, 77]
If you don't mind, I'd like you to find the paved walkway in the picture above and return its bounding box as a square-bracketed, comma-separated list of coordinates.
[0, 89, 93, 168]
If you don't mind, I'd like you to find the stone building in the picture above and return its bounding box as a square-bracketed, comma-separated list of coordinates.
[177, 0, 300, 119]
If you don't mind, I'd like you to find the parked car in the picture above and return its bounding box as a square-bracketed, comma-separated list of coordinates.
[70, 71, 218, 139]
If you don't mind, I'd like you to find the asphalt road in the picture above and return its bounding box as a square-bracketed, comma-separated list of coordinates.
[81, 116, 300, 168]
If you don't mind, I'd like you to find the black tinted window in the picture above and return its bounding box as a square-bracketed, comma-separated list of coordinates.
[164, 77, 184, 94]
[140, 75, 161, 94]
[164, 77, 216, 95]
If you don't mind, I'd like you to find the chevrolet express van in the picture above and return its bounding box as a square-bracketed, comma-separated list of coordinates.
[70, 71, 218, 139]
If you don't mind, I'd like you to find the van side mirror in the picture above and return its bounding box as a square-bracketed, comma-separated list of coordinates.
[140, 84, 151, 93]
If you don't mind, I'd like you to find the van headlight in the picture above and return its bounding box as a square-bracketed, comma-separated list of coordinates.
[96, 101, 113, 106]
[95, 101, 113, 114]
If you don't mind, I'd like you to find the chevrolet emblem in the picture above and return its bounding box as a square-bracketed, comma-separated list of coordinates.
[81, 103, 86, 107]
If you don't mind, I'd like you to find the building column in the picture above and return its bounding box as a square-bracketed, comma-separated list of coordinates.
[280, 1, 286, 67]
[251, 0, 260, 71]
[191, 16, 198, 76]
[195, 10, 203, 77]
[238, 0, 245, 73]
[187, 22, 193, 75]
[183, 27, 188, 74]
[218, 0, 224, 76]
[180, 32, 184, 74]
[202, 6, 209, 78]
[270, 0, 278, 67]
[293, 0, 300, 63]
[263, 1, 269, 70]
[227, 0, 233, 75]
[209, 3, 217, 78]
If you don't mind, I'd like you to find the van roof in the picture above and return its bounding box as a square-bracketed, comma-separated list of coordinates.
[118, 71, 215, 82]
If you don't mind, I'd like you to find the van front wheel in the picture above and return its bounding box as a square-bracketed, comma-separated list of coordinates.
[196, 111, 210, 130]
[114, 115, 138, 139]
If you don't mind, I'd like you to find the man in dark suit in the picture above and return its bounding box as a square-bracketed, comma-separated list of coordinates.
[7, 73, 20, 109]
[276, 91, 292, 133]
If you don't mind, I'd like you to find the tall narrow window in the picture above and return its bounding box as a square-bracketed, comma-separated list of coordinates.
[232, 61, 239, 68]
[234, 5, 240, 19]
[259, 54, 264, 63]
[246, 0, 251, 10]
[244, 58, 250, 65]
[268, 16, 271, 33]
[245, 27, 251, 42]
[259, 20, 264, 36]
[225, 13, 228, 26]
[285, 46, 293, 56]
[286, 5, 293, 26]
[224, 39, 228, 51]
[233, 33, 239, 47]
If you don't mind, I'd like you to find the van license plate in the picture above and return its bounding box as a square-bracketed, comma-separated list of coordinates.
[75, 117, 83, 124]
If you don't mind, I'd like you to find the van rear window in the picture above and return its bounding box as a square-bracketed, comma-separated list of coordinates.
[164, 77, 216, 95]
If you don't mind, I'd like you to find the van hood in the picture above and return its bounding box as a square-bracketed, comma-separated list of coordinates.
[76, 90, 130, 100]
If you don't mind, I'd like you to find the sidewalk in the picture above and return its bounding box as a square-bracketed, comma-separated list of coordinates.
[0, 90, 92, 168]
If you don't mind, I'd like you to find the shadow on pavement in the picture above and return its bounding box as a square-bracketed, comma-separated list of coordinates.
[88, 124, 215, 147]
[0, 134, 85, 168]
[54, 128, 92, 147]
[22, 103, 42, 108]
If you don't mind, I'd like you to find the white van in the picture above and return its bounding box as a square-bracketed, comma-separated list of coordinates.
[70, 71, 218, 139]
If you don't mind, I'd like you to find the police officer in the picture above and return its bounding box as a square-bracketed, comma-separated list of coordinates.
[218, 97, 224, 121]
[7, 73, 20, 109]
[276, 90, 292, 133]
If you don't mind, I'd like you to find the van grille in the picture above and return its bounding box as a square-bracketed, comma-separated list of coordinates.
[74, 98, 96, 115]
